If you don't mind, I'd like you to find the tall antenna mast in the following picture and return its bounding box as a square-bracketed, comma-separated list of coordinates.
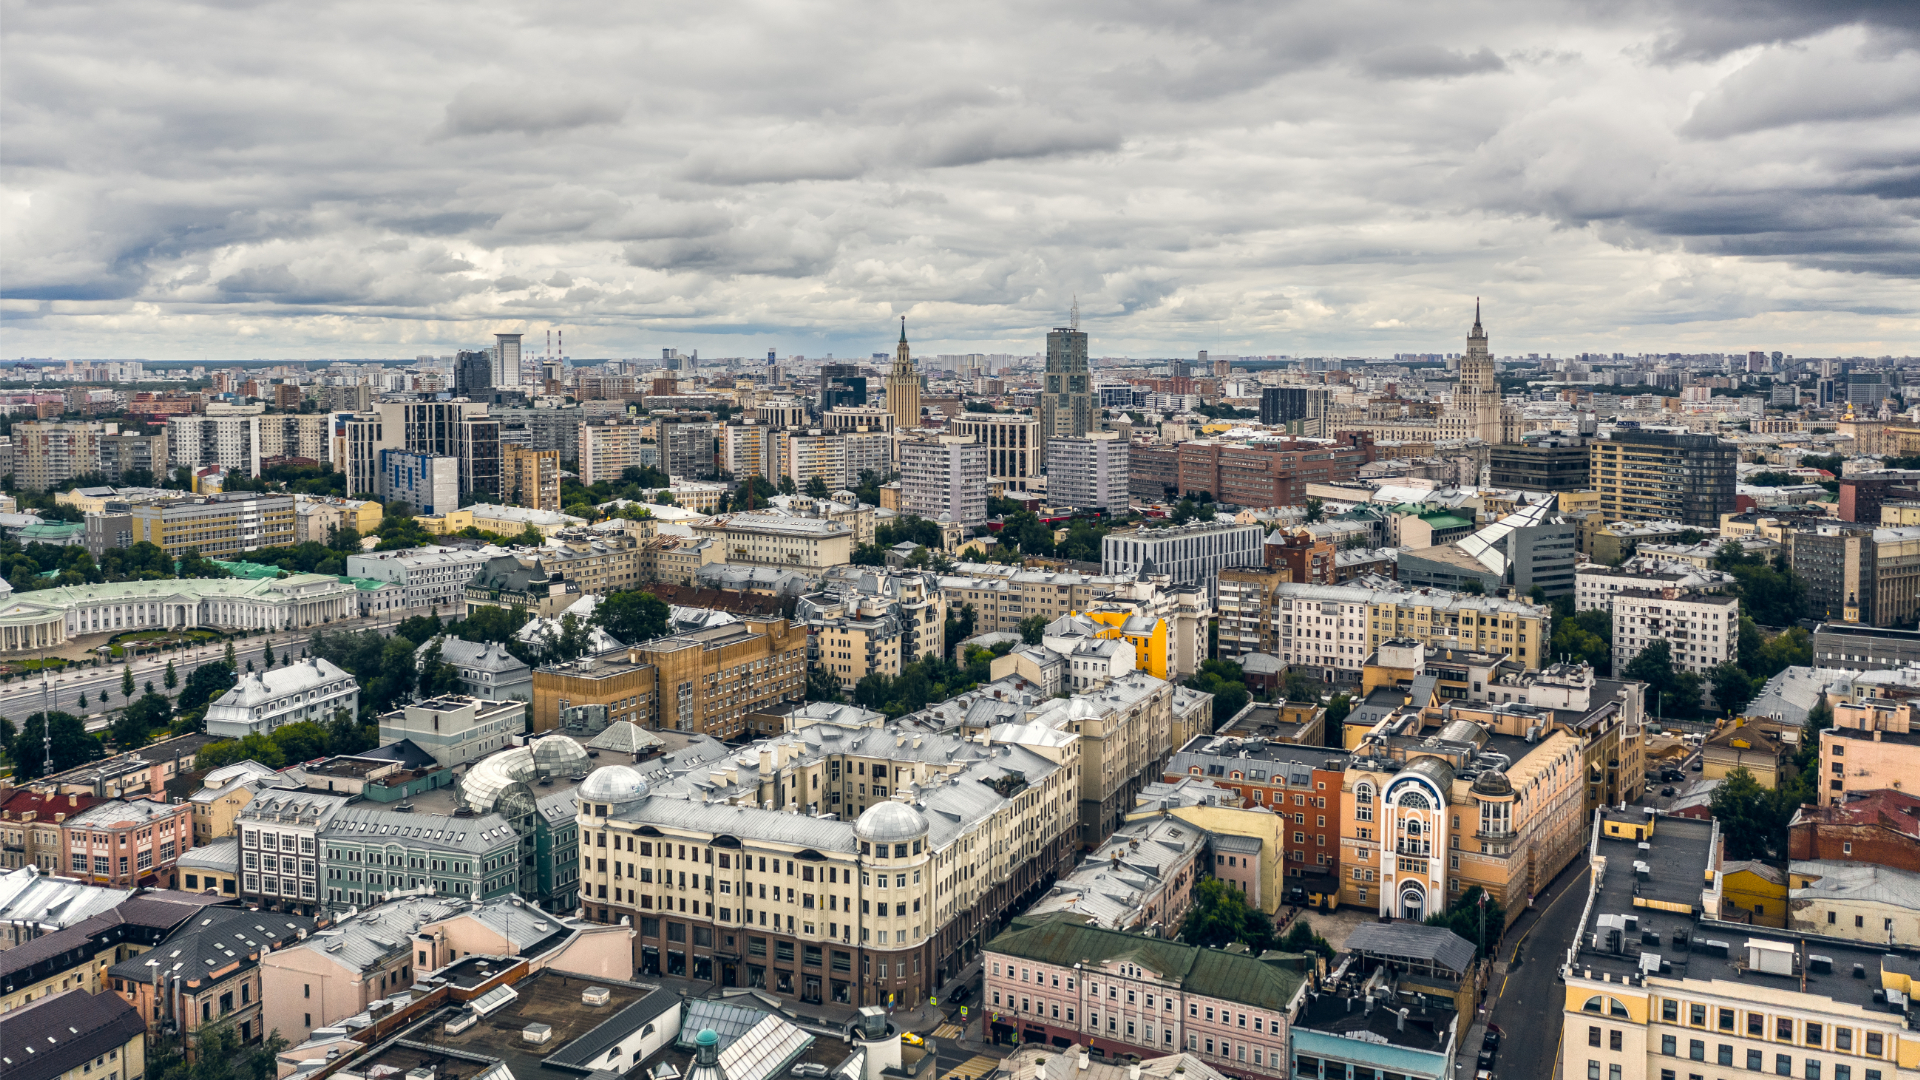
[1070, 295, 1079, 332]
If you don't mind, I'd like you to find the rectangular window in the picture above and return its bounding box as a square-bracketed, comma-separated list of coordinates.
[1663, 1035, 1678, 1056]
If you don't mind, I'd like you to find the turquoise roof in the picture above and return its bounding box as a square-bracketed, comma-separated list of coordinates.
[212, 559, 287, 580]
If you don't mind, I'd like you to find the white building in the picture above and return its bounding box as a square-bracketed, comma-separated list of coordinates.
[1610, 586, 1739, 679]
[1575, 557, 1738, 613]
[204, 658, 360, 739]
[345, 545, 498, 612]
[0, 574, 360, 655]
[235, 789, 349, 913]
[1101, 522, 1265, 600]
[168, 414, 261, 478]
[1044, 432, 1128, 511]
[377, 696, 525, 768]
[899, 433, 987, 526]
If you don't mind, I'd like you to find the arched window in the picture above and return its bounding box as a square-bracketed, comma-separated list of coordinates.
[1583, 996, 1603, 1013]
[1398, 790, 1431, 811]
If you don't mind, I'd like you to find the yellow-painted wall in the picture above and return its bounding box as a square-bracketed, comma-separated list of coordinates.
[1720, 867, 1788, 928]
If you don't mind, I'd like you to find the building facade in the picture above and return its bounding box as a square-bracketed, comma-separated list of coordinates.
[1102, 523, 1264, 600]
[1040, 327, 1092, 441]
[1590, 430, 1739, 530]
[1046, 433, 1129, 512]
[898, 435, 988, 527]
[952, 413, 1041, 493]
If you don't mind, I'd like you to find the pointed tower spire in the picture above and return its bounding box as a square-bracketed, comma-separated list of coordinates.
[899, 315, 907, 344]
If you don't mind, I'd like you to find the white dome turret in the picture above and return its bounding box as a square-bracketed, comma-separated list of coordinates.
[854, 801, 928, 845]
[579, 764, 650, 807]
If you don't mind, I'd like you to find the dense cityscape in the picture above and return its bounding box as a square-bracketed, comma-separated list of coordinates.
[0, 307, 1915, 1080]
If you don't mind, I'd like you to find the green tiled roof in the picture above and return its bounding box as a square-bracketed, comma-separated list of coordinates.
[1418, 512, 1472, 530]
[341, 577, 392, 591]
[986, 914, 1307, 1011]
[212, 559, 286, 579]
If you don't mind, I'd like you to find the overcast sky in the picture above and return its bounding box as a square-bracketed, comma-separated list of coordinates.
[3, 0, 1917, 361]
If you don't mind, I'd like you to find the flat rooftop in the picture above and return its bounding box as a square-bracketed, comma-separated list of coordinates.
[1293, 992, 1455, 1054]
[1575, 814, 1920, 1010]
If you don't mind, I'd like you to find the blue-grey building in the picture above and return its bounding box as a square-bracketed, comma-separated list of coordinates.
[377, 448, 458, 515]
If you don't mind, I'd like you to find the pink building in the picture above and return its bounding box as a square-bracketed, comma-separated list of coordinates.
[985, 916, 1308, 1079]
[59, 798, 193, 889]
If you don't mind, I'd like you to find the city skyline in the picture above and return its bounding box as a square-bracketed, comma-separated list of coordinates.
[3, 1, 1916, 360]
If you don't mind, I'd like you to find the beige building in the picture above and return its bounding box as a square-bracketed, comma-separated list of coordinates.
[823, 406, 894, 433]
[503, 445, 561, 511]
[257, 413, 330, 464]
[950, 412, 1042, 492]
[800, 572, 948, 692]
[580, 418, 654, 484]
[535, 617, 808, 741]
[1789, 859, 1920, 946]
[721, 420, 778, 480]
[17, 422, 104, 492]
[1275, 581, 1550, 681]
[1216, 565, 1291, 657]
[1820, 696, 1920, 806]
[1561, 812, 1920, 1080]
[293, 494, 382, 543]
[939, 562, 1211, 677]
[1338, 698, 1587, 924]
[572, 712, 1076, 1007]
[692, 512, 853, 569]
[884, 320, 922, 433]
[538, 528, 645, 595]
[654, 535, 722, 585]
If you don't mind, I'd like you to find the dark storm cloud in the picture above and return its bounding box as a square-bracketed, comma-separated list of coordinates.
[1, 0, 1916, 357]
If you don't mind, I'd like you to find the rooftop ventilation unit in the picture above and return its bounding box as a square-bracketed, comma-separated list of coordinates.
[582, 986, 612, 1006]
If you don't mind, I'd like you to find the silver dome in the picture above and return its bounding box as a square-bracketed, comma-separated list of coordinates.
[854, 801, 928, 844]
[579, 764, 650, 806]
[531, 735, 590, 777]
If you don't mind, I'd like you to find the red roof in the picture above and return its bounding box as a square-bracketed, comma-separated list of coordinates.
[1792, 788, 1920, 838]
[0, 789, 99, 821]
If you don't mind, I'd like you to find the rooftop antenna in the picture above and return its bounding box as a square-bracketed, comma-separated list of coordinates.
[1070, 295, 1080, 332]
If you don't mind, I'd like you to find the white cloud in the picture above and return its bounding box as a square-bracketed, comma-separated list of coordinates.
[1, 0, 1915, 359]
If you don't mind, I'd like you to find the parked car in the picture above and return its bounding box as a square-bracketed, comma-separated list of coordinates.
[1690, 761, 1703, 771]
[793, 1066, 830, 1078]
[901, 1033, 926, 1047]
[1483, 1025, 1502, 1051]
[949, 984, 973, 1004]
[1661, 786, 1676, 797]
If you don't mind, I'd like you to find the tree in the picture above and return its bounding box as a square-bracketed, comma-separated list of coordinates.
[1424, 886, 1506, 959]
[1710, 766, 1794, 862]
[12, 712, 102, 778]
[178, 661, 238, 713]
[1178, 878, 1273, 951]
[1624, 638, 1704, 719]
[113, 693, 174, 748]
[263, 640, 275, 666]
[804, 475, 830, 499]
[1282, 669, 1322, 705]
[1325, 692, 1352, 731]
[594, 590, 670, 645]
[195, 733, 287, 771]
[1017, 615, 1049, 645]
[850, 542, 887, 566]
[778, 475, 797, 496]
[1280, 917, 1335, 960]
[1551, 605, 1613, 675]
[1304, 498, 1325, 524]
[806, 665, 843, 703]
[1709, 661, 1758, 716]
[270, 721, 330, 763]
[1192, 659, 1250, 725]
[77, 691, 88, 709]
[164, 659, 177, 691]
[120, 664, 134, 701]
[224, 640, 237, 668]
[1459, 578, 1485, 596]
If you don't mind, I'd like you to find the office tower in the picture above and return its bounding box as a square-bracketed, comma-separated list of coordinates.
[951, 412, 1041, 492]
[493, 333, 523, 389]
[1040, 326, 1092, 440]
[884, 318, 921, 434]
[503, 446, 560, 511]
[454, 349, 491, 397]
[1044, 432, 1129, 511]
[459, 414, 503, 500]
[1257, 386, 1331, 431]
[16, 422, 104, 492]
[899, 434, 987, 526]
[1589, 430, 1738, 530]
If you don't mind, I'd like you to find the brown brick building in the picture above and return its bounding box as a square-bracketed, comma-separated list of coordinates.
[1788, 788, 1920, 871]
[534, 617, 807, 741]
[1173, 434, 1374, 507]
[1127, 444, 1179, 499]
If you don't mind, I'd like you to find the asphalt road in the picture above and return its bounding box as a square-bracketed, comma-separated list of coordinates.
[1478, 857, 1594, 1080]
[0, 613, 411, 728]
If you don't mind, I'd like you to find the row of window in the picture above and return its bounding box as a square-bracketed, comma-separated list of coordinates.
[1657, 999, 1886, 1057]
[1644, 1059, 1882, 1080]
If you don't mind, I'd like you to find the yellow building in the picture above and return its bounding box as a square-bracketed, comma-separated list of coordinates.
[1083, 608, 1171, 680]
[130, 492, 296, 557]
[416, 508, 477, 534]
[0, 989, 147, 1080]
[503, 446, 561, 511]
[1717, 859, 1788, 927]
[1558, 489, 1601, 515]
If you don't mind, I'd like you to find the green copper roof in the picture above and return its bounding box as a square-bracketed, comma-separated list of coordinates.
[1418, 513, 1473, 530]
[212, 559, 286, 580]
[986, 914, 1307, 1012]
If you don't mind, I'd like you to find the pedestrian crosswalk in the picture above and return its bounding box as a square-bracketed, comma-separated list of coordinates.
[932, 1023, 964, 1040]
[944, 1054, 998, 1080]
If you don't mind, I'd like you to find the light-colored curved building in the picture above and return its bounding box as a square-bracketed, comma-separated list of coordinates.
[0, 573, 358, 654]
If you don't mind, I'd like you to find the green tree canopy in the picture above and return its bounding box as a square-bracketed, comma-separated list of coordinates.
[1178, 878, 1274, 951]
[594, 590, 670, 645]
[12, 711, 102, 778]
[1017, 615, 1049, 645]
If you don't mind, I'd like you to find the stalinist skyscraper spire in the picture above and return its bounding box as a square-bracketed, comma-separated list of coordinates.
[885, 316, 921, 434]
[1457, 298, 1501, 444]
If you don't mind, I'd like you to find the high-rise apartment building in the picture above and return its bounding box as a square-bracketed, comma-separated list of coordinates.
[378, 450, 459, 515]
[1589, 430, 1738, 530]
[1039, 326, 1091, 440]
[899, 434, 987, 527]
[722, 421, 777, 480]
[100, 430, 167, 485]
[17, 422, 105, 491]
[579, 419, 651, 484]
[169, 414, 261, 479]
[337, 413, 385, 499]
[1044, 432, 1128, 511]
[257, 413, 331, 466]
[883, 319, 921, 434]
[490, 404, 583, 463]
[502, 446, 560, 511]
[660, 417, 716, 480]
[459, 414, 502, 500]
[951, 412, 1040, 492]
[492, 332, 523, 389]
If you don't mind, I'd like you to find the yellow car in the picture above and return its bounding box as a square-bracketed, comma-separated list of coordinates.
[900, 1033, 925, 1047]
